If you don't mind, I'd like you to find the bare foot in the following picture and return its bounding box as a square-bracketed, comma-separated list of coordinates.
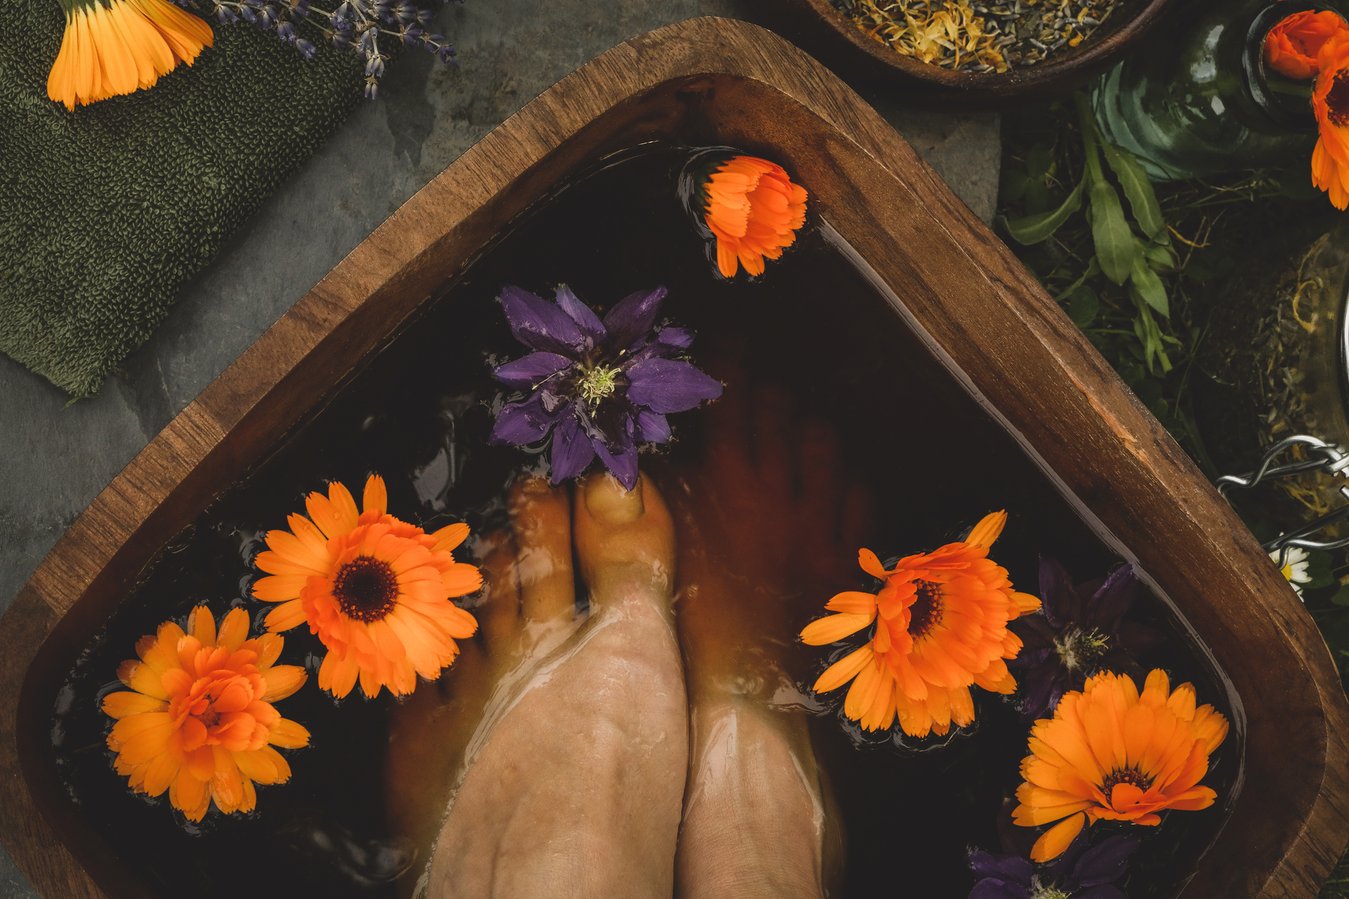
[672, 382, 869, 899]
[405, 474, 688, 898]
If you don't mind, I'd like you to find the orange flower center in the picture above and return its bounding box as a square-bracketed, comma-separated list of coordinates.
[1100, 765, 1154, 794]
[1329, 71, 1349, 125]
[908, 579, 943, 638]
[333, 555, 399, 622]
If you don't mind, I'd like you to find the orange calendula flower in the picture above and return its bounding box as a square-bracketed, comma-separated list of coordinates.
[253, 474, 481, 699]
[1312, 34, 1349, 210]
[48, 0, 214, 111]
[1264, 9, 1348, 80]
[1012, 669, 1229, 863]
[701, 154, 808, 279]
[102, 606, 310, 821]
[801, 511, 1041, 738]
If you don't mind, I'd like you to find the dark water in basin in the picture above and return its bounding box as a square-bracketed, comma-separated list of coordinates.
[45, 145, 1241, 898]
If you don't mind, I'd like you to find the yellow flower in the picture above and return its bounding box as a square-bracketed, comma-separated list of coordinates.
[801, 511, 1040, 738]
[1012, 669, 1229, 862]
[48, 0, 214, 111]
[102, 606, 310, 821]
[252, 474, 482, 699]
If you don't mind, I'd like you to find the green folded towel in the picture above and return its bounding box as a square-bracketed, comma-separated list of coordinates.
[0, 3, 362, 398]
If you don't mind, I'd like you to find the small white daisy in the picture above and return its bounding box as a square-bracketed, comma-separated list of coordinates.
[1270, 545, 1313, 599]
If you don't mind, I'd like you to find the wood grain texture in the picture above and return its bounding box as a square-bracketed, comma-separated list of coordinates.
[1, 16, 1345, 897]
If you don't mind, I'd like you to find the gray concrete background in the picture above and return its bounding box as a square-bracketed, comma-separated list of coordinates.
[0, 0, 1000, 893]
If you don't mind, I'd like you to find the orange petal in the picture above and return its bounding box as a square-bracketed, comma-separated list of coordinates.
[1030, 811, 1087, 862]
[965, 510, 1007, 549]
[800, 611, 874, 645]
[813, 644, 874, 693]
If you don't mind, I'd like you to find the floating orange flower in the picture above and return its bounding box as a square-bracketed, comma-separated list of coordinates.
[1312, 33, 1349, 210]
[1265, 9, 1348, 80]
[701, 155, 808, 279]
[48, 0, 214, 111]
[102, 606, 310, 821]
[253, 474, 481, 699]
[1012, 669, 1229, 863]
[801, 511, 1040, 738]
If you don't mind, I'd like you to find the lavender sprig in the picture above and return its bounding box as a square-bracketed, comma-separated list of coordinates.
[178, 0, 458, 98]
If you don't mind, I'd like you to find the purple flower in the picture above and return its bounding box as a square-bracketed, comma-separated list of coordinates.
[1010, 559, 1161, 720]
[968, 830, 1138, 898]
[489, 285, 722, 490]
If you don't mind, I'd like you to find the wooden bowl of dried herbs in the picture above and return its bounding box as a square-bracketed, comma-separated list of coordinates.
[789, 0, 1176, 105]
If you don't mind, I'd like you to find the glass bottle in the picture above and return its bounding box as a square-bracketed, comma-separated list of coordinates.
[1090, 0, 1342, 181]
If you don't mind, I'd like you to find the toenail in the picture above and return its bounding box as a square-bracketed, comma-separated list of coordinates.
[584, 474, 644, 524]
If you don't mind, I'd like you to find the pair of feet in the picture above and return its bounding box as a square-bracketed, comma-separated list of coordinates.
[387, 390, 866, 898]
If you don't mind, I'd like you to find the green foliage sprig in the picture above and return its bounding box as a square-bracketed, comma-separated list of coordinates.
[1000, 93, 1180, 375]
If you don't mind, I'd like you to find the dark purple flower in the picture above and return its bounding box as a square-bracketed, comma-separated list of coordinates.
[1010, 559, 1161, 720]
[968, 829, 1138, 898]
[490, 285, 722, 490]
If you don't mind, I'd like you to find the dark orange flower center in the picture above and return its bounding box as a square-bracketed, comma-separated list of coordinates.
[334, 555, 399, 622]
[908, 580, 943, 639]
[1100, 765, 1154, 794]
[1329, 71, 1349, 125]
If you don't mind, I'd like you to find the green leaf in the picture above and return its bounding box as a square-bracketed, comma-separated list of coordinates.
[1130, 253, 1170, 318]
[1086, 179, 1137, 285]
[1066, 284, 1100, 327]
[1001, 177, 1085, 245]
[1143, 241, 1177, 273]
[1101, 141, 1168, 241]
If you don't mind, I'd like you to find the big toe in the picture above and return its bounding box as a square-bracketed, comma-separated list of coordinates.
[573, 473, 676, 604]
[509, 477, 576, 623]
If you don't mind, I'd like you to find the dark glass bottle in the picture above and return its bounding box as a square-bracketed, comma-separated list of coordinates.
[1091, 0, 1341, 180]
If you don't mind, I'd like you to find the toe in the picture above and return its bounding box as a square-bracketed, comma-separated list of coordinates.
[573, 473, 676, 604]
[509, 477, 577, 623]
[475, 531, 522, 647]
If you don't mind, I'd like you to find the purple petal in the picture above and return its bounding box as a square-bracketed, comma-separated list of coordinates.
[499, 285, 585, 355]
[626, 358, 723, 413]
[602, 286, 667, 351]
[491, 396, 563, 446]
[1070, 835, 1138, 886]
[1037, 556, 1079, 627]
[549, 414, 596, 483]
[595, 440, 639, 490]
[554, 284, 606, 345]
[655, 325, 694, 349]
[494, 351, 573, 388]
[1090, 564, 1139, 630]
[968, 879, 1030, 899]
[636, 409, 672, 443]
[968, 849, 1034, 884]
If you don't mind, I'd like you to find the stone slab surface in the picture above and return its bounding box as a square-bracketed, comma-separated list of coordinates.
[0, 1, 999, 893]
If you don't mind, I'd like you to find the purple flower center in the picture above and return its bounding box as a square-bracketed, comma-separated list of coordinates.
[577, 363, 623, 405]
[1052, 626, 1109, 672]
[1029, 882, 1072, 899]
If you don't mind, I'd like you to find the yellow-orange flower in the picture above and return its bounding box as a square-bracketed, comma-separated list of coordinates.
[253, 474, 481, 699]
[48, 0, 214, 111]
[1012, 669, 1229, 863]
[702, 155, 808, 279]
[1312, 34, 1349, 210]
[102, 606, 310, 821]
[1265, 9, 1348, 80]
[801, 511, 1041, 738]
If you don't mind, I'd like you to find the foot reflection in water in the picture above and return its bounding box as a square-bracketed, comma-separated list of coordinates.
[385, 376, 866, 899]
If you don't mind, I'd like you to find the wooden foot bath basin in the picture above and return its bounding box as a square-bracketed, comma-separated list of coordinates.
[1, 17, 1346, 898]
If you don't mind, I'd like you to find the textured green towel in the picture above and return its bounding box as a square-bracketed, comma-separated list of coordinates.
[0, 3, 362, 398]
